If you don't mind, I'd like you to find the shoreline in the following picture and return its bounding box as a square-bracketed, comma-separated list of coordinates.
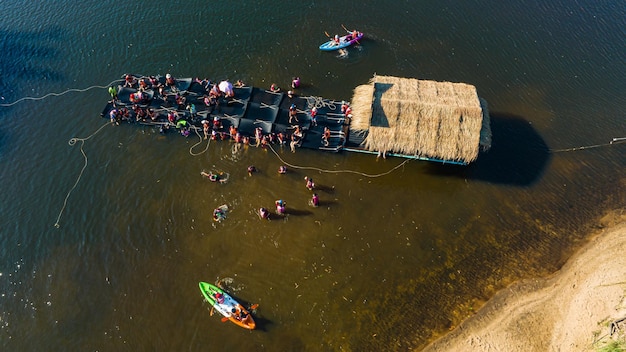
[421, 209, 626, 352]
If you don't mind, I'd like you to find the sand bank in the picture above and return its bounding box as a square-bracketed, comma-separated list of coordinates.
[422, 211, 626, 352]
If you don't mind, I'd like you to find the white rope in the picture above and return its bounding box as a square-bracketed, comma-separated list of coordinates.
[550, 137, 626, 153]
[267, 144, 410, 178]
[0, 80, 122, 107]
[54, 121, 112, 228]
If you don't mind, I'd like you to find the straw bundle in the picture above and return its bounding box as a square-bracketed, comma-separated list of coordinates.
[349, 75, 489, 163]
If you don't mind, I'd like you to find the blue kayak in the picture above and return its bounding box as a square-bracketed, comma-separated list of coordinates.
[319, 32, 364, 51]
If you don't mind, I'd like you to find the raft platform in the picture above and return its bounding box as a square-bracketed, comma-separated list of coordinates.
[101, 75, 347, 152]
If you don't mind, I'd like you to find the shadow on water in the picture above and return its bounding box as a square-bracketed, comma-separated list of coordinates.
[0, 27, 64, 108]
[425, 113, 550, 186]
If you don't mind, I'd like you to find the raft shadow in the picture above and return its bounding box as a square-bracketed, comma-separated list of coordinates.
[424, 113, 550, 186]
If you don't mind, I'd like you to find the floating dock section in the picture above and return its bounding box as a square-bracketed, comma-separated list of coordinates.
[102, 74, 491, 165]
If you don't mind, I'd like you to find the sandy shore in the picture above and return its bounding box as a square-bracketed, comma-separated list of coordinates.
[422, 210, 626, 352]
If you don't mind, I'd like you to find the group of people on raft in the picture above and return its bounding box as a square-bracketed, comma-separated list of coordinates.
[108, 74, 336, 151]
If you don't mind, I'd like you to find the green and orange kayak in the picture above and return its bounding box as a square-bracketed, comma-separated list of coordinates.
[199, 282, 256, 330]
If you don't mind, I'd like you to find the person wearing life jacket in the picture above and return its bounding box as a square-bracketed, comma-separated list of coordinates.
[259, 207, 270, 220]
[213, 292, 225, 304]
[310, 106, 318, 127]
[108, 86, 118, 102]
[124, 74, 136, 88]
[341, 101, 349, 115]
[333, 34, 340, 45]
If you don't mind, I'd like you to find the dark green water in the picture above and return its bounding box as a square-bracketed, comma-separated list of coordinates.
[0, 1, 625, 350]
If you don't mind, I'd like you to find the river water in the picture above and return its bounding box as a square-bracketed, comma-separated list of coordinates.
[0, 1, 625, 351]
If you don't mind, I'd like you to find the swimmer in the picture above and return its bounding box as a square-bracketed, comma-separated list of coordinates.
[201, 171, 228, 184]
[278, 165, 287, 174]
[201, 171, 219, 182]
[213, 208, 226, 222]
[247, 165, 257, 176]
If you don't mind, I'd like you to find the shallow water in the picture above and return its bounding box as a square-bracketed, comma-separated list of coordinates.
[0, 0, 625, 350]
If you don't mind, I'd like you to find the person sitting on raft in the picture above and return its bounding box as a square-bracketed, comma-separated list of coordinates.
[124, 74, 137, 88]
[165, 73, 176, 87]
[275, 200, 286, 215]
[259, 207, 270, 220]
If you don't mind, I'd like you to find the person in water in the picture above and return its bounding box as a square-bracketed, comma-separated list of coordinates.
[275, 200, 286, 215]
[278, 165, 287, 174]
[247, 165, 257, 176]
[201, 171, 221, 183]
[310, 193, 320, 207]
[291, 77, 300, 89]
[259, 207, 270, 220]
[304, 176, 315, 190]
[213, 207, 226, 221]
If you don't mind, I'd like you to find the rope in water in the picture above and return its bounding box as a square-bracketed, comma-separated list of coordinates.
[550, 137, 626, 153]
[0, 80, 121, 107]
[54, 120, 112, 228]
[267, 144, 411, 178]
[189, 126, 211, 156]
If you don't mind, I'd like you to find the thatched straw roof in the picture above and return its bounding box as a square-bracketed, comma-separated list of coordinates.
[350, 75, 491, 163]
